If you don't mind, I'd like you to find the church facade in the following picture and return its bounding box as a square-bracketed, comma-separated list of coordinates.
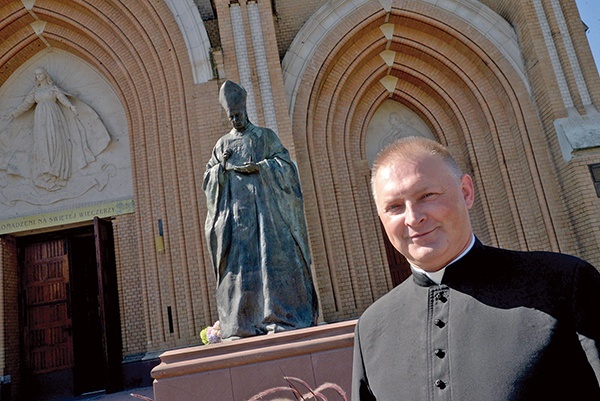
[0, 0, 598, 398]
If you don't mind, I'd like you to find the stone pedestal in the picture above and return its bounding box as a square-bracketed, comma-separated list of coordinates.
[151, 319, 357, 401]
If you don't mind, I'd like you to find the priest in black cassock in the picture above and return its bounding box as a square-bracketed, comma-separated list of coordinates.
[352, 136, 600, 400]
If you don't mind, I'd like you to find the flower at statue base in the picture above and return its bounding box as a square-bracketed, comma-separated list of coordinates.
[200, 321, 222, 345]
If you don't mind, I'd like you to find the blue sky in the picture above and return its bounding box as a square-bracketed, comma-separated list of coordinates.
[576, 0, 600, 73]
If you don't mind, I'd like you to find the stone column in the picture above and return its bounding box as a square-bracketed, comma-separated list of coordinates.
[214, 0, 296, 157]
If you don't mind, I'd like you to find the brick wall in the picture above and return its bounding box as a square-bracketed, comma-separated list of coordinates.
[0, 236, 20, 400]
[481, 0, 600, 266]
[272, 0, 328, 60]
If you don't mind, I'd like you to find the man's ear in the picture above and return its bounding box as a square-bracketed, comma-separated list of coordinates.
[461, 174, 475, 209]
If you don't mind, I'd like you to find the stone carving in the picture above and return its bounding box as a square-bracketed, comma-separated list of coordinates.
[1, 67, 111, 198]
[203, 80, 318, 340]
[382, 111, 424, 149]
[554, 110, 600, 161]
[365, 100, 435, 167]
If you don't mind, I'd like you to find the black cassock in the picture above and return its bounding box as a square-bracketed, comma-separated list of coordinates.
[353, 238, 600, 400]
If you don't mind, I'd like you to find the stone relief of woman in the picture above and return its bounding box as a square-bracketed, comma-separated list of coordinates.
[2, 67, 111, 192]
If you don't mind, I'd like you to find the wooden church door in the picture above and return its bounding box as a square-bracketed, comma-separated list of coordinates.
[22, 239, 74, 375]
[20, 220, 122, 397]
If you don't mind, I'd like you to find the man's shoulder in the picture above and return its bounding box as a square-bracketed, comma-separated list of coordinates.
[474, 243, 598, 283]
[358, 279, 414, 323]
[480, 243, 589, 267]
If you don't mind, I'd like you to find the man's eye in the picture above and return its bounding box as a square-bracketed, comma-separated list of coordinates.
[422, 193, 439, 200]
[386, 204, 404, 213]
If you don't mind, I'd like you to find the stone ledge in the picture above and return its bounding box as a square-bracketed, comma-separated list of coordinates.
[152, 319, 356, 378]
[151, 319, 357, 401]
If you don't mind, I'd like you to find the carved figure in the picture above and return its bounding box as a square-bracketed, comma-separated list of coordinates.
[203, 80, 318, 340]
[2, 67, 110, 191]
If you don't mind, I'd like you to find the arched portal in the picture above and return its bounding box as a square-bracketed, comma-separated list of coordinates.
[0, 1, 219, 396]
[282, 0, 560, 321]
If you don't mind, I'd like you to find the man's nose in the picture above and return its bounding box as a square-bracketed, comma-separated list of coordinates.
[405, 203, 425, 226]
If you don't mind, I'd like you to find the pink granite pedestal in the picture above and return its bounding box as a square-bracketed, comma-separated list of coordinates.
[151, 319, 357, 401]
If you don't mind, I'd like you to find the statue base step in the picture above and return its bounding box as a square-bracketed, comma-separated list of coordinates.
[151, 319, 357, 401]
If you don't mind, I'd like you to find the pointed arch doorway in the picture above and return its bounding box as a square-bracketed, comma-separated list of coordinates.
[281, 0, 551, 317]
[19, 217, 122, 399]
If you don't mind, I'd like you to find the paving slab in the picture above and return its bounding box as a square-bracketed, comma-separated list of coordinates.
[56, 386, 154, 401]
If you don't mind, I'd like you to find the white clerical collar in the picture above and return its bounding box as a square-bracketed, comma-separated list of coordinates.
[411, 234, 475, 285]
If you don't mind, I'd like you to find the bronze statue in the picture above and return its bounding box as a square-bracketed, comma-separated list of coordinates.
[203, 80, 318, 340]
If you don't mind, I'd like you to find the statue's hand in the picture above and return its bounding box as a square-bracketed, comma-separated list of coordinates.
[236, 162, 259, 174]
[221, 149, 233, 169]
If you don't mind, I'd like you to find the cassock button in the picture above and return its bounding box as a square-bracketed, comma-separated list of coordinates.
[434, 349, 446, 358]
[435, 293, 447, 302]
[435, 379, 447, 389]
[434, 319, 446, 328]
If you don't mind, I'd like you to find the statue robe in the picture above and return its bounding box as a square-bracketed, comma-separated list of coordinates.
[203, 123, 318, 339]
